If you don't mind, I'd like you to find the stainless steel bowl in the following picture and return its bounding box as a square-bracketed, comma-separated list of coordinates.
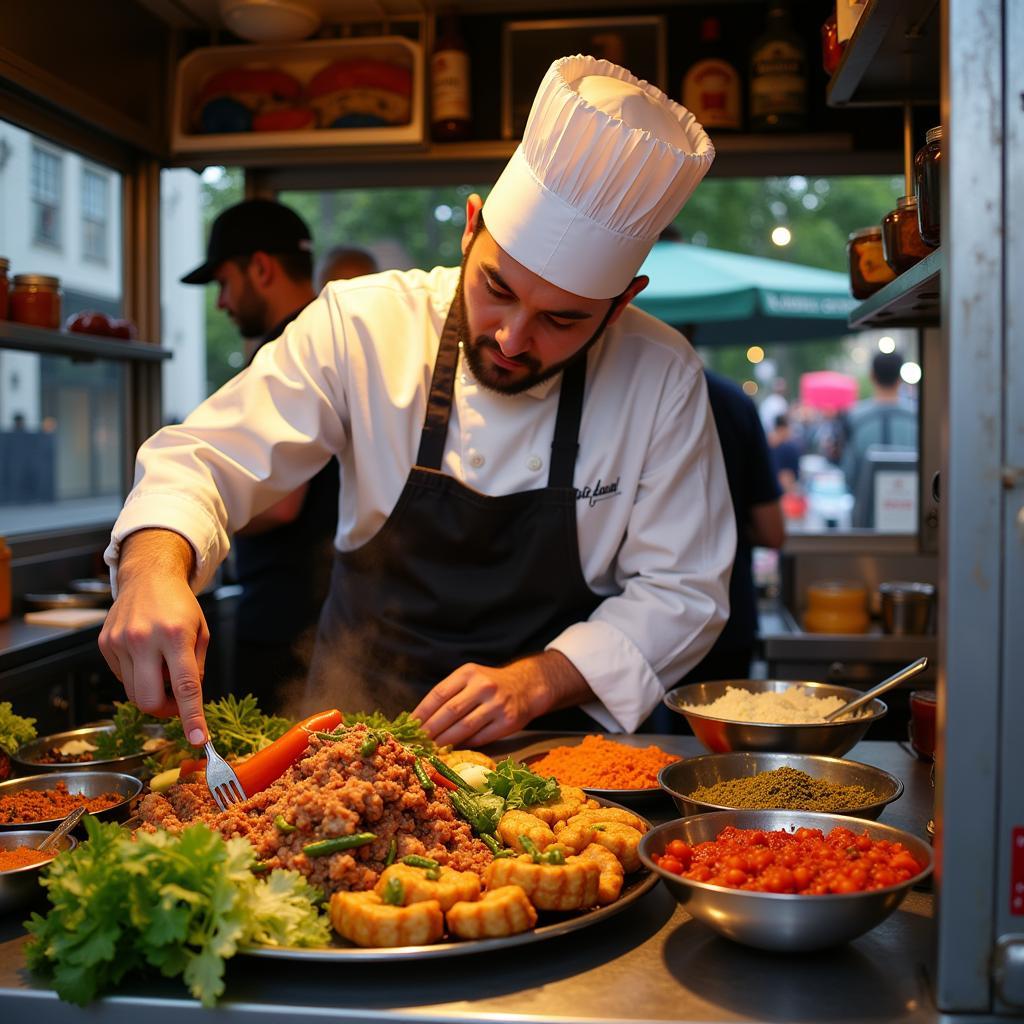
[13, 723, 170, 777]
[0, 771, 142, 832]
[658, 752, 904, 820]
[639, 809, 932, 951]
[879, 581, 935, 635]
[0, 830, 77, 915]
[662, 679, 887, 757]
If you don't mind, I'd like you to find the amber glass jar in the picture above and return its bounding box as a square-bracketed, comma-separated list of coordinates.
[914, 125, 942, 248]
[847, 227, 896, 299]
[0, 258, 9, 320]
[10, 274, 61, 328]
[881, 196, 932, 274]
[804, 580, 870, 635]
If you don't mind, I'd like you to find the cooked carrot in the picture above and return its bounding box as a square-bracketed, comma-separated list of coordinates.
[233, 709, 342, 796]
[529, 735, 677, 789]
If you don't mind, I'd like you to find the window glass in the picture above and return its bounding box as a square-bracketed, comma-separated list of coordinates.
[0, 119, 126, 536]
[31, 145, 62, 248]
[81, 166, 109, 263]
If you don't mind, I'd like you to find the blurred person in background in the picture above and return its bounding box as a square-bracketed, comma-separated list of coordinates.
[180, 199, 337, 713]
[758, 377, 789, 435]
[768, 413, 802, 494]
[841, 350, 918, 496]
[316, 246, 379, 292]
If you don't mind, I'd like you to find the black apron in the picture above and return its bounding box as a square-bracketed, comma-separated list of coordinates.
[306, 306, 603, 722]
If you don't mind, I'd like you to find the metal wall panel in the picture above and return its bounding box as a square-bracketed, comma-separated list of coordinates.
[934, 0, 1004, 1011]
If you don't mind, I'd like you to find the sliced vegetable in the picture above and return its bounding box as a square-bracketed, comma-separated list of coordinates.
[359, 732, 381, 757]
[385, 838, 397, 866]
[480, 833, 514, 858]
[413, 759, 435, 792]
[428, 755, 475, 792]
[401, 854, 439, 870]
[452, 762, 492, 791]
[448, 789, 505, 835]
[149, 767, 181, 793]
[273, 815, 297, 834]
[302, 832, 376, 857]
[381, 877, 404, 905]
[233, 709, 342, 797]
[427, 764, 458, 791]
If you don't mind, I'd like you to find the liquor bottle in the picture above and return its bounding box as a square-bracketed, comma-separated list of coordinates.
[749, 3, 808, 132]
[430, 12, 473, 142]
[682, 17, 742, 130]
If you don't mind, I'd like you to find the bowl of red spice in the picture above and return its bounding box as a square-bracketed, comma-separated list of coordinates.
[515, 734, 680, 804]
[0, 829, 77, 915]
[639, 809, 932, 951]
[0, 771, 142, 832]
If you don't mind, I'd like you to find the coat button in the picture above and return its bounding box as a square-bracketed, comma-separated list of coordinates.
[469, 452, 485, 469]
[527, 455, 543, 471]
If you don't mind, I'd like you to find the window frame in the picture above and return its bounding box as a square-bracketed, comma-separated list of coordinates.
[30, 143, 63, 250]
[81, 164, 110, 264]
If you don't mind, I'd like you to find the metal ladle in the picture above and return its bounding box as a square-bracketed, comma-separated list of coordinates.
[37, 805, 86, 852]
[824, 656, 930, 722]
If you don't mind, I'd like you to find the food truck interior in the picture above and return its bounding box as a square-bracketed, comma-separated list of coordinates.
[0, 0, 1020, 1018]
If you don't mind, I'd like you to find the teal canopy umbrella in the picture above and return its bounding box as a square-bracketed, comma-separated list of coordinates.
[633, 241, 857, 345]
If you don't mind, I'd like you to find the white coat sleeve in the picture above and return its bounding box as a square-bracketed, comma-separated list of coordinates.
[546, 362, 736, 733]
[104, 298, 350, 595]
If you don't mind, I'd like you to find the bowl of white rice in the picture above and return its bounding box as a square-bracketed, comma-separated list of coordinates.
[661, 679, 887, 757]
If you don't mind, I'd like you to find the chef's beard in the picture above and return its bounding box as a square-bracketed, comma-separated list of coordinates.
[453, 271, 618, 396]
[229, 271, 271, 341]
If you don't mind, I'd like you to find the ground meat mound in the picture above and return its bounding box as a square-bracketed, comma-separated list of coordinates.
[138, 727, 493, 895]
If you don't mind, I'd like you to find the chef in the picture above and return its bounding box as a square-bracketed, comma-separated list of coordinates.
[99, 55, 735, 749]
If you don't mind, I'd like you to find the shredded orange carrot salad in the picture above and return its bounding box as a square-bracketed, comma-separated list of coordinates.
[529, 735, 677, 789]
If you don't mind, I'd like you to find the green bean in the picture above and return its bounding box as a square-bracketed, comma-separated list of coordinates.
[402, 854, 440, 870]
[381, 877, 404, 906]
[413, 759, 435, 792]
[251, 862, 272, 874]
[273, 814, 297, 834]
[481, 833, 503, 856]
[448, 790, 497, 835]
[428, 755, 474, 792]
[385, 837, 397, 866]
[359, 734, 380, 757]
[302, 832, 376, 857]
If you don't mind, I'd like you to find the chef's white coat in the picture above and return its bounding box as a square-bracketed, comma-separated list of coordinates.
[106, 266, 736, 732]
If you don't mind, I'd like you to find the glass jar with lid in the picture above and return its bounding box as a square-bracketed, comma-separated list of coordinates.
[881, 196, 932, 275]
[914, 125, 942, 248]
[847, 226, 896, 299]
[9, 274, 62, 329]
[0, 258, 9, 320]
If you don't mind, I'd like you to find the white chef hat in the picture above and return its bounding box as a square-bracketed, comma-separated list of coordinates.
[483, 55, 715, 300]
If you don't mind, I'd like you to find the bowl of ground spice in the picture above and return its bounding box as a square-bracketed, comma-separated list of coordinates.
[0, 771, 142, 832]
[0, 829, 77, 915]
[662, 679, 887, 756]
[516, 734, 680, 804]
[659, 752, 904, 820]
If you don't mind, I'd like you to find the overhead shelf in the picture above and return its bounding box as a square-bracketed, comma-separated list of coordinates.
[0, 322, 172, 363]
[848, 247, 942, 329]
[827, 0, 940, 107]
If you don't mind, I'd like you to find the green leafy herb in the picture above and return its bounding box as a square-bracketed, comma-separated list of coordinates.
[0, 701, 36, 756]
[448, 789, 506, 835]
[25, 816, 328, 1007]
[341, 710, 435, 752]
[164, 695, 290, 759]
[484, 758, 560, 810]
[92, 701, 159, 759]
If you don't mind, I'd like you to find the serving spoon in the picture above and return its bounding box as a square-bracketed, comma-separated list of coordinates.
[824, 656, 929, 722]
[38, 805, 86, 852]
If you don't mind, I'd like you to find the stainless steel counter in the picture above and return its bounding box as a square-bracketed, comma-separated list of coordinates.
[0, 738, 940, 1023]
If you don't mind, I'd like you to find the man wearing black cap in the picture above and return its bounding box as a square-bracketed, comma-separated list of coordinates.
[181, 198, 338, 713]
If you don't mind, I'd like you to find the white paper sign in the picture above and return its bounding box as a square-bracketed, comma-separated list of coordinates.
[874, 470, 918, 532]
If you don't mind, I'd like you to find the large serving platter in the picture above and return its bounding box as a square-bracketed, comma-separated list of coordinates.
[511, 734, 680, 807]
[238, 796, 658, 962]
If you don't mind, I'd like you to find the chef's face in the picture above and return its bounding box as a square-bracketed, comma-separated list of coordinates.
[457, 196, 647, 395]
[213, 257, 270, 339]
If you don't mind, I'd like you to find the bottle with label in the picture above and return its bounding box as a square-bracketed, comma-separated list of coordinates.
[430, 13, 473, 143]
[749, 3, 808, 132]
[682, 17, 742, 130]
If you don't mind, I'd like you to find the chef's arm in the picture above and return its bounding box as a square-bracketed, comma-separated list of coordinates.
[749, 498, 785, 549]
[98, 528, 210, 746]
[412, 651, 591, 747]
[237, 482, 310, 535]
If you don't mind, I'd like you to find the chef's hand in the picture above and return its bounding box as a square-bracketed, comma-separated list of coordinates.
[412, 651, 593, 747]
[98, 528, 209, 745]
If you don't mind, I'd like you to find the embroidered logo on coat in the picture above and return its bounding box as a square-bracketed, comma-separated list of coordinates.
[575, 476, 621, 508]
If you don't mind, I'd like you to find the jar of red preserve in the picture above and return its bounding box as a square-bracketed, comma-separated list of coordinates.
[10, 274, 62, 329]
[0, 258, 10, 319]
[881, 196, 932, 275]
[847, 227, 896, 299]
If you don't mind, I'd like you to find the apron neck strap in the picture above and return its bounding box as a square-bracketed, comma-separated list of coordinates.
[416, 301, 587, 490]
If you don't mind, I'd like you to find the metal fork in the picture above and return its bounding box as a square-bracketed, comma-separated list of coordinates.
[204, 739, 246, 811]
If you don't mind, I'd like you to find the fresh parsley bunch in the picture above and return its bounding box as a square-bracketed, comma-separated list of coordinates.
[0, 701, 36, 756]
[25, 816, 329, 1006]
[484, 757, 560, 809]
[92, 701, 158, 759]
[341, 710, 435, 752]
[164, 694, 291, 758]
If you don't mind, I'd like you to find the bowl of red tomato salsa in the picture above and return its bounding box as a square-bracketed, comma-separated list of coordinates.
[639, 810, 932, 951]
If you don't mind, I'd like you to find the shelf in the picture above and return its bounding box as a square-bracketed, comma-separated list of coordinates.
[848, 247, 942, 329]
[827, 0, 940, 108]
[0, 322, 172, 362]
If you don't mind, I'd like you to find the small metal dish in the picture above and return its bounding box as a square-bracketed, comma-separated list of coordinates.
[0, 771, 143, 832]
[13, 723, 170, 777]
[639, 809, 933, 952]
[23, 592, 107, 610]
[658, 751, 904, 820]
[662, 679, 887, 757]
[0, 830, 77, 916]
